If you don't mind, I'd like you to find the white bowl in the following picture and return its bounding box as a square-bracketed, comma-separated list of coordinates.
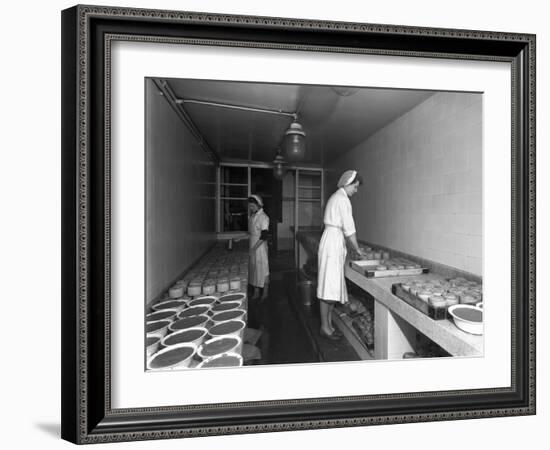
[208, 319, 246, 339]
[161, 326, 208, 349]
[210, 301, 242, 314]
[198, 335, 242, 359]
[169, 314, 211, 333]
[151, 299, 188, 313]
[448, 304, 483, 335]
[177, 305, 212, 320]
[146, 319, 172, 339]
[145, 309, 179, 323]
[218, 292, 246, 303]
[146, 335, 161, 357]
[210, 309, 247, 325]
[147, 343, 197, 370]
[188, 296, 218, 308]
[196, 352, 243, 369]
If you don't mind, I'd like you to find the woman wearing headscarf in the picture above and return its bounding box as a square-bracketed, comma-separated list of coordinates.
[247, 195, 270, 300]
[317, 170, 367, 340]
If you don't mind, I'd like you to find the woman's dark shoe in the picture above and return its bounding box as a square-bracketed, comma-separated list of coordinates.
[331, 329, 343, 338]
[320, 329, 342, 341]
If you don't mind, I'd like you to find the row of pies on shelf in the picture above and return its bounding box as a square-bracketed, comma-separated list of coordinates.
[358, 245, 390, 261]
[369, 258, 421, 271]
[400, 277, 482, 309]
[357, 246, 421, 270]
[168, 275, 248, 298]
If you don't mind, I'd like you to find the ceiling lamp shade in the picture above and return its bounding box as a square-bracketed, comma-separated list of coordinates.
[272, 148, 287, 180]
[284, 121, 306, 161]
[331, 86, 360, 97]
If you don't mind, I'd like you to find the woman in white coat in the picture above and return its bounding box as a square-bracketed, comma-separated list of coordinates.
[317, 170, 366, 340]
[247, 195, 270, 300]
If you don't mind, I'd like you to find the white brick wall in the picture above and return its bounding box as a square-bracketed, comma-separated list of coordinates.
[330, 92, 483, 276]
[146, 79, 217, 302]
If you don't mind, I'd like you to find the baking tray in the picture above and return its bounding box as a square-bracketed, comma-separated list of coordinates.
[350, 260, 428, 278]
[391, 283, 448, 320]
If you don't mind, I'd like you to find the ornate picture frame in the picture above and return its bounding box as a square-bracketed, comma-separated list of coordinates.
[61, 5, 535, 444]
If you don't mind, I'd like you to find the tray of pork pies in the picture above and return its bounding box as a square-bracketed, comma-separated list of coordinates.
[350, 255, 428, 278]
[391, 277, 483, 322]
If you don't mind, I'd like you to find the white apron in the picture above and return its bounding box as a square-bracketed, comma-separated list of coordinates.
[316, 188, 356, 304]
[317, 226, 348, 303]
[248, 209, 270, 288]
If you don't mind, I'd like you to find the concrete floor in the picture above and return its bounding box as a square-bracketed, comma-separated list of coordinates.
[247, 250, 319, 365]
[247, 250, 358, 365]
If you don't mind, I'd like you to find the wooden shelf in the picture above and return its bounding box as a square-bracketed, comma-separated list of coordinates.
[332, 312, 374, 360]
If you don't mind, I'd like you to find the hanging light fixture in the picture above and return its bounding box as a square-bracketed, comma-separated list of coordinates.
[272, 148, 286, 180]
[284, 120, 306, 161]
[173, 95, 308, 162]
[331, 86, 360, 97]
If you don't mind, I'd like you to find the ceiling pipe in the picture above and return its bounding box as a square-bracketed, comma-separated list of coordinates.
[153, 79, 220, 165]
[175, 98, 297, 120]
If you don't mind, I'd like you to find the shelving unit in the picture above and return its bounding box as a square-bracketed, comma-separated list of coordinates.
[294, 169, 324, 268]
[217, 165, 250, 233]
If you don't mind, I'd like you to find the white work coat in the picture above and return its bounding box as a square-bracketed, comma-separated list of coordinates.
[248, 208, 270, 288]
[317, 188, 356, 303]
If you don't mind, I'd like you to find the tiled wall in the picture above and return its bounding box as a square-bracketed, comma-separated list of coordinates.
[329, 92, 483, 276]
[145, 79, 216, 303]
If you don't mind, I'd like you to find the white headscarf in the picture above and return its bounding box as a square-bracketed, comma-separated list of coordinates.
[249, 194, 263, 208]
[337, 170, 357, 188]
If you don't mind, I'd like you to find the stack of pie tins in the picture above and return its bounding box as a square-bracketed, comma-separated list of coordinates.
[147, 343, 197, 370]
[160, 326, 208, 349]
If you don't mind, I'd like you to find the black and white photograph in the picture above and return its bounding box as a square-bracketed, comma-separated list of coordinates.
[144, 77, 483, 370]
